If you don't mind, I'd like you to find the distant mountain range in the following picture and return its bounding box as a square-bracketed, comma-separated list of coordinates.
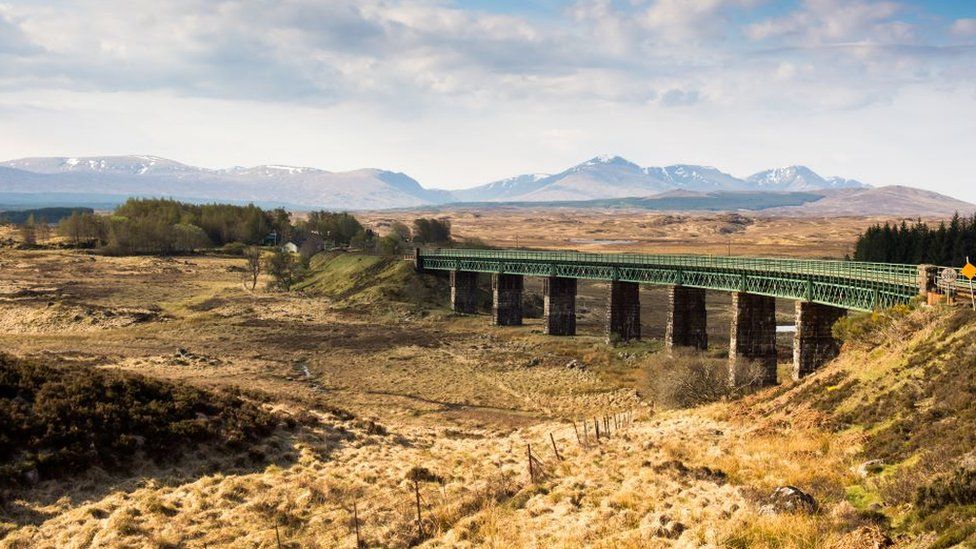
[0, 154, 970, 216]
[454, 157, 869, 202]
[0, 155, 451, 210]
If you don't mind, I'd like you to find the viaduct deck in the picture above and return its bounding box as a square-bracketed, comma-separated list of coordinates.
[417, 248, 922, 312]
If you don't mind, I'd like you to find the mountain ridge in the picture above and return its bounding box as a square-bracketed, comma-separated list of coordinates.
[0, 154, 967, 216]
[458, 156, 868, 203]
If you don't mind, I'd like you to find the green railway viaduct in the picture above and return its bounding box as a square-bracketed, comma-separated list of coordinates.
[416, 248, 938, 385]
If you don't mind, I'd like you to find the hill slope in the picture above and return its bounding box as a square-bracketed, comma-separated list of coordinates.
[720, 305, 976, 546]
[0, 353, 281, 488]
[293, 253, 449, 308]
[769, 185, 976, 216]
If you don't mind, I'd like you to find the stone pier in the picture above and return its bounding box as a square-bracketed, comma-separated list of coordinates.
[729, 292, 777, 387]
[544, 277, 577, 336]
[492, 273, 524, 326]
[792, 301, 846, 380]
[450, 270, 479, 315]
[606, 281, 641, 343]
[665, 286, 707, 353]
[918, 264, 938, 296]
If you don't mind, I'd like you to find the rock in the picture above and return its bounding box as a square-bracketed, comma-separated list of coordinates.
[760, 486, 818, 514]
[566, 359, 585, 370]
[526, 357, 541, 367]
[856, 460, 885, 478]
[176, 347, 189, 357]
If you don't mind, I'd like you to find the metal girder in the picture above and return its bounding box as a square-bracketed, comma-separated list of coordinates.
[419, 249, 920, 312]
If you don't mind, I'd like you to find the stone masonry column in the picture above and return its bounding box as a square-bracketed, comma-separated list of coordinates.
[544, 277, 577, 336]
[450, 270, 479, 315]
[665, 286, 707, 353]
[492, 273, 524, 326]
[792, 301, 846, 380]
[606, 281, 641, 343]
[728, 292, 777, 387]
[918, 264, 937, 296]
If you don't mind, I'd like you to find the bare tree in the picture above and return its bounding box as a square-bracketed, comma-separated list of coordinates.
[19, 215, 37, 246]
[242, 245, 261, 291]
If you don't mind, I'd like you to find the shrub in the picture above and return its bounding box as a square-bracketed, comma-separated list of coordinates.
[641, 350, 772, 408]
[643, 351, 729, 408]
[265, 248, 305, 291]
[0, 353, 279, 487]
[916, 468, 976, 515]
[832, 304, 913, 347]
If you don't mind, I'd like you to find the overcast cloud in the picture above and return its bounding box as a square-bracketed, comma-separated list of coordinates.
[0, 0, 974, 199]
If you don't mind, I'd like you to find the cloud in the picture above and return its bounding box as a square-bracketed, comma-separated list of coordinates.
[0, 0, 969, 116]
[745, 0, 911, 45]
[952, 18, 976, 37]
[640, 0, 758, 44]
[660, 88, 700, 107]
[0, 8, 37, 55]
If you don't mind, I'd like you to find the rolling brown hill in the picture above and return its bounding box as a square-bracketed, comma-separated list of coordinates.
[769, 185, 975, 216]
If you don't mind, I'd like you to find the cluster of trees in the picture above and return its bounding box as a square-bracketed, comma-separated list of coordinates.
[853, 213, 976, 265]
[377, 217, 452, 256]
[55, 199, 375, 255]
[412, 218, 452, 244]
[0, 207, 89, 225]
[15, 214, 52, 245]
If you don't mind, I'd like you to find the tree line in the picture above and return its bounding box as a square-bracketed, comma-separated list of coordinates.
[50, 198, 456, 258]
[853, 213, 976, 266]
[56, 199, 374, 255]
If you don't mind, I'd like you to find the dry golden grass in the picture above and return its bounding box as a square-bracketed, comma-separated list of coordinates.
[0, 213, 954, 547]
[357, 209, 927, 258]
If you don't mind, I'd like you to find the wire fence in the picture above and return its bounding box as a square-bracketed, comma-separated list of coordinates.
[243, 407, 642, 548]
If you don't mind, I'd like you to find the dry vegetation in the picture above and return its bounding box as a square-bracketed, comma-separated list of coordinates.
[358, 209, 927, 258]
[1, 211, 973, 547]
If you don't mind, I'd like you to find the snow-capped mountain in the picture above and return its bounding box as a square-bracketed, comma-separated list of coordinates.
[0, 156, 452, 210]
[746, 166, 867, 191]
[0, 153, 931, 213]
[456, 156, 794, 202]
[2, 155, 200, 177]
[451, 173, 551, 202]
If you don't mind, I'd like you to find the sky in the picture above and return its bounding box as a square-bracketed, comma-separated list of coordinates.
[0, 0, 975, 199]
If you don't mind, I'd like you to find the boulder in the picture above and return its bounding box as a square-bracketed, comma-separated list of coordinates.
[759, 486, 818, 514]
[856, 460, 885, 478]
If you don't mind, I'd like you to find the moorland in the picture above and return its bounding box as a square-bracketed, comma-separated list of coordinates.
[1, 209, 974, 548]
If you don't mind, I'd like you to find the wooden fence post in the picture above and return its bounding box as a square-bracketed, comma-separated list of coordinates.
[353, 500, 363, 548]
[594, 418, 600, 442]
[572, 421, 581, 446]
[550, 433, 562, 461]
[274, 519, 283, 549]
[527, 444, 536, 483]
[414, 479, 424, 541]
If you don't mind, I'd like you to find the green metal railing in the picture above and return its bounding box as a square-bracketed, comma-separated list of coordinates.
[417, 248, 922, 312]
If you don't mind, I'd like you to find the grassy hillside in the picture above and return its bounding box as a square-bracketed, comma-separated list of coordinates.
[294, 252, 449, 308]
[726, 305, 976, 546]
